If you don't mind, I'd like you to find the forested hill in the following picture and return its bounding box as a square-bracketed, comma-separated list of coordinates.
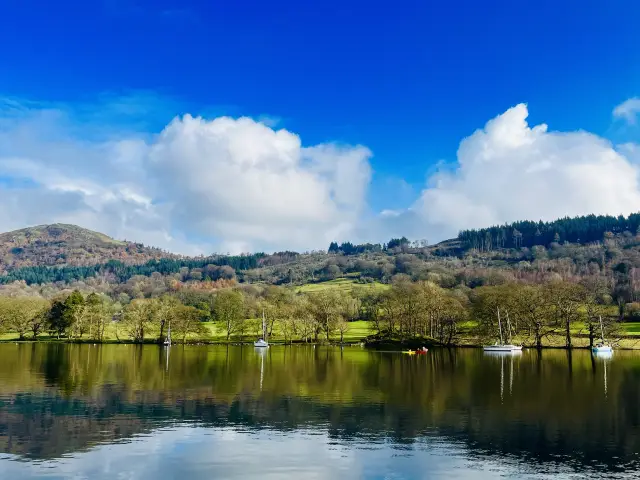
[2, 213, 640, 290]
[0, 224, 178, 272]
[457, 214, 640, 252]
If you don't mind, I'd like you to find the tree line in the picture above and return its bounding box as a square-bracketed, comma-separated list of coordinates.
[327, 237, 423, 255]
[0, 255, 261, 286]
[355, 277, 620, 348]
[0, 286, 360, 344]
[458, 213, 640, 251]
[0, 275, 623, 348]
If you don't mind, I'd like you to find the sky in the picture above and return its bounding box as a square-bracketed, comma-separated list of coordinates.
[1, 0, 640, 254]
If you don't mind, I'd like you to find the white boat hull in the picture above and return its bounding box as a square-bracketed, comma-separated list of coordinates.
[254, 339, 268, 348]
[592, 345, 612, 353]
[483, 345, 523, 352]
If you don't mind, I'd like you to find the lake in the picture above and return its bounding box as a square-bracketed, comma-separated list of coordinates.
[0, 344, 637, 479]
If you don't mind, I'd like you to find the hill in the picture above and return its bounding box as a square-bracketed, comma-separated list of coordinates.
[0, 224, 176, 274]
[1, 213, 640, 310]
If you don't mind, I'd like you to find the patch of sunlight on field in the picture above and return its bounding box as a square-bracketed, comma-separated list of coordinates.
[622, 322, 640, 335]
[296, 278, 389, 294]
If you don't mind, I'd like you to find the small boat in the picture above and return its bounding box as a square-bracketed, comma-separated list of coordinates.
[592, 316, 613, 354]
[483, 307, 522, 352]
[415, 347, 428, 355]
[163, 321, 172, 347]
[593, 343, 612, 354]
[483, 344, 523, 352]
[403, 350, 416, 355]
[591, 343, 613, 357]
[254, 309, 269, 348]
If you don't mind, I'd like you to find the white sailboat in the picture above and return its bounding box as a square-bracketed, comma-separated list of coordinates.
[483, 307, 522, 352]
[254, 309, 269, 348]
[163, 320, 172, 347]
[592, 315, 612, 354]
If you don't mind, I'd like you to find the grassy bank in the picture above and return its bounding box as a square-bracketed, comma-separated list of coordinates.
[4, 320, 640, 349]
[0, 320, 375, 345]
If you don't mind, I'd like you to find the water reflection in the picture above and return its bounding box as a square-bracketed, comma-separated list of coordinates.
[483, 350, 522, 400]
[0, 344, 638, 478]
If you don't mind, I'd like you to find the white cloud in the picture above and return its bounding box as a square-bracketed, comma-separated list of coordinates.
[146, 114, 371, 252]
[613, 97, 640, 124]
[0, 99, 371, 254]
[2, 96, 640, 254]
[370, 103, 640, 243]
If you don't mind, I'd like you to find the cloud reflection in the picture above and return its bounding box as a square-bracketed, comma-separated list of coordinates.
[0, 424, 513, 479]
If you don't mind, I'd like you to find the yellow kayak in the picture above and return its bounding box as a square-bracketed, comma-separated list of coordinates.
[403, 350, 415, 355]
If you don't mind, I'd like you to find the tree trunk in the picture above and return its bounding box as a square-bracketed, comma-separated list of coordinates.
[565, 318, 571, 349]
[159, 319, 166, 341]
[618, 301, 625, 322]
[325, 315, 330, 341]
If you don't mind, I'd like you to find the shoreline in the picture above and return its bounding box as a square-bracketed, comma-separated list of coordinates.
[1, 337, 639, 350]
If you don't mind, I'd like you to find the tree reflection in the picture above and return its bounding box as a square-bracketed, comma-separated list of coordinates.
[0, 344, 638, 474]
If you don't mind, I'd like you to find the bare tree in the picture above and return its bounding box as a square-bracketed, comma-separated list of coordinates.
[0, 297, 49, 340]
[122, 299, 155, 343]
[544, 281, 586, 348]
[213, 289, 245, 341]
[336, 318, 350, 344]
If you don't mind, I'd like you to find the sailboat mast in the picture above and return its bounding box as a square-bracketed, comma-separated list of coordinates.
[262, 308, 266, 339]
[505, 311, 512, 344]
[497, 307, 503, 345]
[599, 315, 605, 343]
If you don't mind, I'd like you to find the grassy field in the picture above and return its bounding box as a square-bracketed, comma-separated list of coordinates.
[201, 319, 374, 343]
[295, 278, 389, 294]
[623, 323, 640, 334]
[0, 320, 376, 344]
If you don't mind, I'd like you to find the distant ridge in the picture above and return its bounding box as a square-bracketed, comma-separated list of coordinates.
[2, 212, 640, 287]
[0, 223, 176, 272]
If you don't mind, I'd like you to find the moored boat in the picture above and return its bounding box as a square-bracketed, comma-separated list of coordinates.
[592, 316, 613, 354]
[163, 321, 172, 347]
[592, 343, 612, 354]
[483, 344, 523, 352]
[483, 307, 523, 352]
[254, 309, 269, 348]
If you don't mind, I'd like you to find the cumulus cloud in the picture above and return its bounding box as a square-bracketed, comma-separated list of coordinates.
[2, 95, 640, 253]
[146, 115, 371, 252]
[0, 97, 371, 254]
[613, 97, 640, 124]
[371, 103, 640, 243]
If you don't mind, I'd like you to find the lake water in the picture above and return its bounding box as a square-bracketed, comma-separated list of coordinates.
[0, 344, 637, 479]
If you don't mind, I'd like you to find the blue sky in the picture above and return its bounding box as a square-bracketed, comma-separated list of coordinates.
[1, 1, 640, 253]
